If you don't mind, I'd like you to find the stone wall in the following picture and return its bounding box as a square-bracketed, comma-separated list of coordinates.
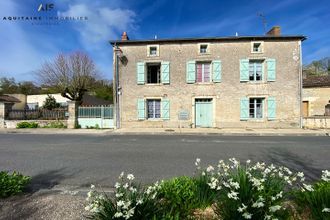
[3, 120, 67, 129]
[115, 39, 302, 128]
[303, 117, 330, 129]
[303, 87, 330, 116]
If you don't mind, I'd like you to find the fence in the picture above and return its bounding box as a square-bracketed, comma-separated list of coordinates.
[6, 108, 68, 120]
[78, 105, 114, 128]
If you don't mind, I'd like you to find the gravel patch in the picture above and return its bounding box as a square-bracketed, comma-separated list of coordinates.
[0, 191, 88, 220]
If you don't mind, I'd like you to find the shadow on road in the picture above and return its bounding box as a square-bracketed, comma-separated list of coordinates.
[265, 147, 320, 181]
[27, 168, 76, 193]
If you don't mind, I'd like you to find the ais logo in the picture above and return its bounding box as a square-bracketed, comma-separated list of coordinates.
[38, 3, 54, 12]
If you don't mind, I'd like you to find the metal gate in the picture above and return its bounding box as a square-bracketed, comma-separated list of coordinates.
[78, 105, 114, 129]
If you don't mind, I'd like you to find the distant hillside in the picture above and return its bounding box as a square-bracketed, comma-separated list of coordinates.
[303, 57, 330, 77]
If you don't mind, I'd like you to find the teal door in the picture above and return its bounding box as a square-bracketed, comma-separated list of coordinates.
[195, 99, 213, 127]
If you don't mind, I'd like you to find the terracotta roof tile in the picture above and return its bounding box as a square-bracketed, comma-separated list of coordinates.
[0, 95, 21, 103]
[303, 75, 330, 88]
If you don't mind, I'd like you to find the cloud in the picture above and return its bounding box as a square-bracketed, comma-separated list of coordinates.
[57, 3, 136, 78]
[58, 4, 136, 48]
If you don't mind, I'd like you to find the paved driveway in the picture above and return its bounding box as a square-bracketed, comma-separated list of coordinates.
[0, 133, 329, 190]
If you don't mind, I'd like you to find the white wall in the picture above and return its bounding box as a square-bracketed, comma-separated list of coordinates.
[27, 94, 70, 108]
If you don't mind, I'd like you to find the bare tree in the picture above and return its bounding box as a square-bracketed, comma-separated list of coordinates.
[37, 52, 99, 102]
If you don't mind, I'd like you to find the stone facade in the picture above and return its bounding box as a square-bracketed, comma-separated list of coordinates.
[112, 35, 304, 129]
[302, 87, 330, 116]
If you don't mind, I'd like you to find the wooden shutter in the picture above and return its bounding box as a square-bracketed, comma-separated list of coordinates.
[267, 59, 276, 81]
[186, 61, 196, 83]
[240, 97, 249, 120]
[161, 99, 170, 120]
[137, 98, 145, 120]
[136, 62, 145, 84]
[268, 97, 276, 120]
[212, 60, 222, 82]
[240, 59, 249, 82]
[161, 61, 170, 84]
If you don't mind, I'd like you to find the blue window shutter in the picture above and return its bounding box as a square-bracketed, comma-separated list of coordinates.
[267, 59, 276, 81]
[240, 59, 249, 81]
[268, 97, 276, 120]
[161, 61, 170, 84]
[137, 98, 145, 120]
[161, 99, 170, 120]
[136, 62, 145, 84]
[186, 61, 196, 83]
[212, 60, 222, 82]
[240, 97, 249, 120]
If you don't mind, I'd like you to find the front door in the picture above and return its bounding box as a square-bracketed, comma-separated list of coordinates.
[195, 99, 213, 127]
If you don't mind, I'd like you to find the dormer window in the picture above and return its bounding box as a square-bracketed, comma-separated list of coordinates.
[147, 45, 159, 56]
[150, 47, 157, 55]
[251, 42, 263, 53]
[200, 44, 208, 54]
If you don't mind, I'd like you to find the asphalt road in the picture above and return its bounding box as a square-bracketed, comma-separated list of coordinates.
[0, 134, 329, 190]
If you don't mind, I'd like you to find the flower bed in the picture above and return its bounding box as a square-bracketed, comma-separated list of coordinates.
[85, 159, 330, 220]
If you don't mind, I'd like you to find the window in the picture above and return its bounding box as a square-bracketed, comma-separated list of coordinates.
[147, 45, 159, 56]
[149, 47, 157, 56]
[147, 63, 161, 84]
[147, 99, 161, 119]
[249, 98, 264, 118]
[200, 44, 208, 54]
[196, 62, 211, 82]
[251, 42, 263, 53]
[249, 61, 263, 81]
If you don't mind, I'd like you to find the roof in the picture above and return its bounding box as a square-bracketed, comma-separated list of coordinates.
[81, 94, 112, 106]
[303, 75, 330, 88]
[0, 95, 21, 103]
[110, 35, 306, 45]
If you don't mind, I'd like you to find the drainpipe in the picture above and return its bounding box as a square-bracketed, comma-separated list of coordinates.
[114, 43, 120, 129]
[299, 40, 303, 128]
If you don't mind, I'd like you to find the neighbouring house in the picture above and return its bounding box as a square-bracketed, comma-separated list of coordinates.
[27, 94, 69, 109]
[5, 93, 113, 110]
[110, 26, 306, 129]
[302, 75, 330, 117]
[4, 94, 26, 110]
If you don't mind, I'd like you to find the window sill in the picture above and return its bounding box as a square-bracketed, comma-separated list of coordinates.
[147, 55, 159, 57]
[247, 118, 265, 122]
[194, 82, 214, 85]
[146, 118, 163, 121]
[251, 51, 263, 54]
[145, 83, 167, 86]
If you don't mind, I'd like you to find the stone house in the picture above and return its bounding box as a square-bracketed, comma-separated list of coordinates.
[110, 27, 306, 129]
[302, 75, 330, 117]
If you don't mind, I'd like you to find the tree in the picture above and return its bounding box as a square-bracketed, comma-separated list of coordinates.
[18, 81, 40, 95]
[92, 80, 113, 103]
[37, 52, 100, 102]
[0, 77, 18, 94]
[43, 94, 60, 110]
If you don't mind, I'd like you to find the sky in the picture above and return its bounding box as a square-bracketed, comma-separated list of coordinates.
[0, 0, 329, 82]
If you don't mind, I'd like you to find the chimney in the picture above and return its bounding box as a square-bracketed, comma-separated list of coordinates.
[266, 26, 281, 36]
[121, 32, 129, 41]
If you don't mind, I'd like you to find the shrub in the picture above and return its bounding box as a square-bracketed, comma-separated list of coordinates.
[16, 121, 38, 128]
[0, 171, 31, 198]
[294, 170, 330, 220]
[157, 176, 198, 218]
[42, 94, 60, 110]
[208, 158, 300, 220]
[194, 158, 219, 209]
[43, 121, 66, 128]
[86, 172, 161, 220]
